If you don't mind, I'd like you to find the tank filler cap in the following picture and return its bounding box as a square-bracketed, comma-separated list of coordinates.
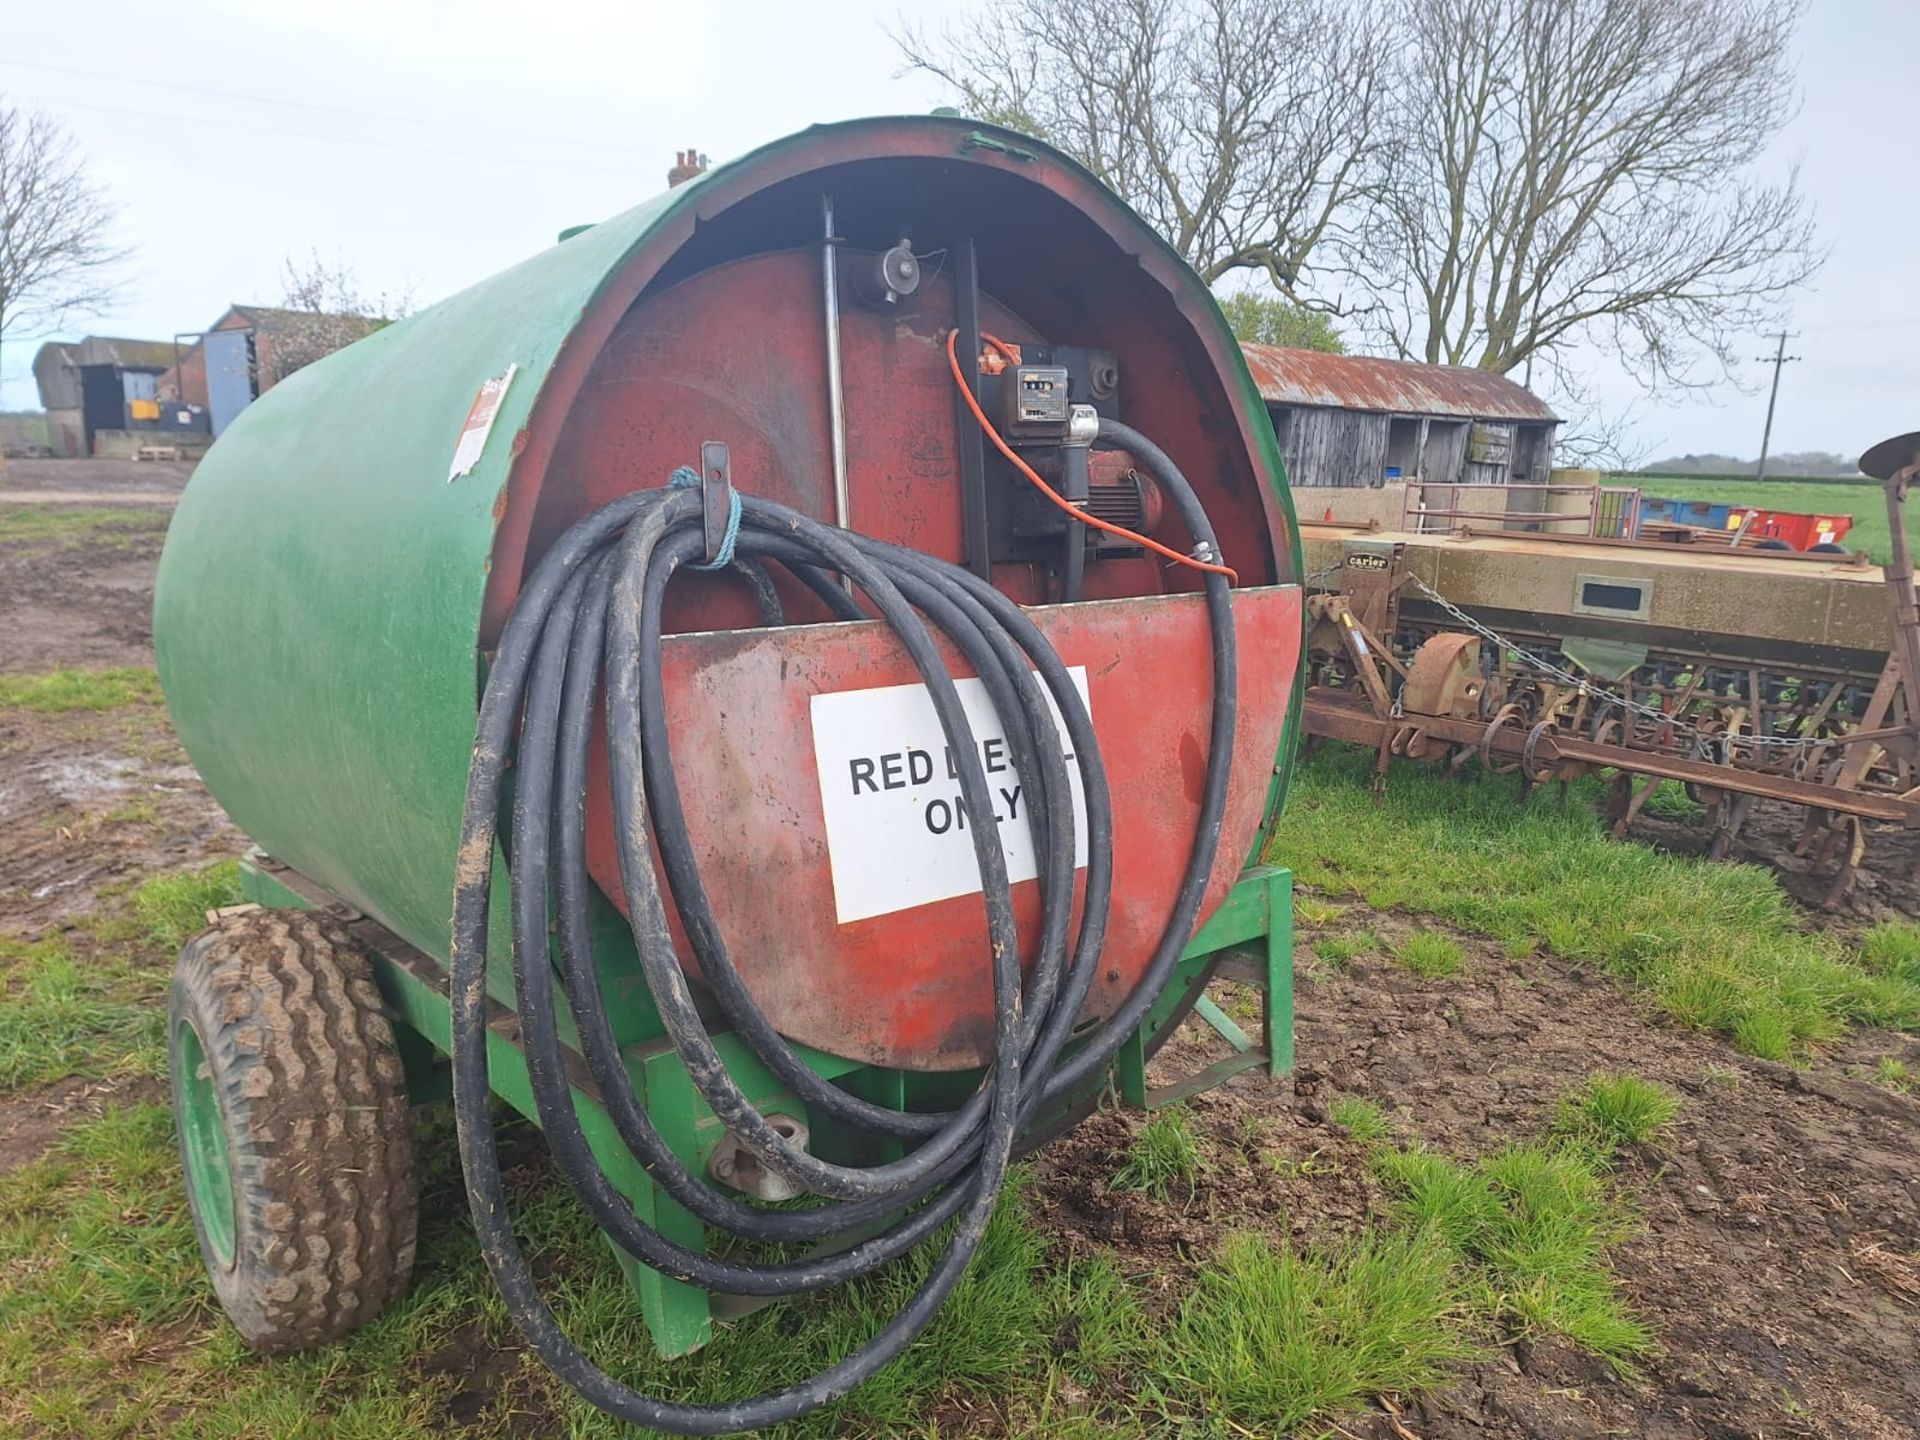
[874, 240, 921, 305]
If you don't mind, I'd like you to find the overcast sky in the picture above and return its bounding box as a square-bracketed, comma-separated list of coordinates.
[2, 0, 1912, 463]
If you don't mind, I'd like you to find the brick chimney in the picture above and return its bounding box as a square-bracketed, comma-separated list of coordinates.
[667, 149, 709, 188]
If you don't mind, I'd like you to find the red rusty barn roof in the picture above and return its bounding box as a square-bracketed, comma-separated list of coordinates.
[1241, 343, 1559, 423]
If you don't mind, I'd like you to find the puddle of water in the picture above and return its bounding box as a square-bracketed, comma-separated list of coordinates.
[33, 756, 143, 805]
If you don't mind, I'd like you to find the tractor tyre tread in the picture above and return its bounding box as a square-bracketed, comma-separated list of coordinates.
[168, 907, 417, 1353]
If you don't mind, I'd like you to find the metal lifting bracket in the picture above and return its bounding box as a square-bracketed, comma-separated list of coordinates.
[699, 440, 735, 568]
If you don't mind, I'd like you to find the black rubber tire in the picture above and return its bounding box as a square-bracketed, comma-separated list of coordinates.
[168, 908, 418, 1353]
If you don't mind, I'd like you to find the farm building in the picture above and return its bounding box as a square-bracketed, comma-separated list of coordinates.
[167, 304, 385, 437]
[31, 336, 206, 458]
[1242, 344, 1559, 490]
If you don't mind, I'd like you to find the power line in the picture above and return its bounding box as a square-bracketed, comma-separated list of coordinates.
[1797, 316, 1920, 334]
[0, 57, 657, 157]
[3, 88, 648, 180]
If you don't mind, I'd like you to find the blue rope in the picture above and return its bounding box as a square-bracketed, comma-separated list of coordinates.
[667, 464, 741, 570]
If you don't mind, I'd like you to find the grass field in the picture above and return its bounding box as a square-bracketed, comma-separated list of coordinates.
[1, 940, 1655, 1440]
[0, 667, 162, 712]
[0, 845, 1669, 1439]
[1277, 749, 1920, 1060]
[5, 666, 1918, 1435]
[0, 505, 167, 552]
[1625, 476, 1914, 564]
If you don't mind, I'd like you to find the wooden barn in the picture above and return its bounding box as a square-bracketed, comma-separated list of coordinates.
[1242, 344, 1560, 490]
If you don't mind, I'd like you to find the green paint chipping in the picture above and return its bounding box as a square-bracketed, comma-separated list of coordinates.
[0, 667, 162, 712]
[1169, 1231, 1480, 1434]
[1273, 749, 1920, 1057]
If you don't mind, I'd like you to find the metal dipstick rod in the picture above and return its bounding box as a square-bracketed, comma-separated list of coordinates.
[821, 193, 851, 534]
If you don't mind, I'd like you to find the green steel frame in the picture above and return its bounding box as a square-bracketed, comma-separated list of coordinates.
[238, 854, 1292, 1358]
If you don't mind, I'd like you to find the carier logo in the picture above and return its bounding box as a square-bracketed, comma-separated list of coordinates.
[809, 668, 1092, 923]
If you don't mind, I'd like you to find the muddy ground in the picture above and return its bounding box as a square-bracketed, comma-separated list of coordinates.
[2, 467, 1917, 1438]
[0, 455, 195, 500]
[0, 475, 236, 931]
[1045, 939, 1920, 1440]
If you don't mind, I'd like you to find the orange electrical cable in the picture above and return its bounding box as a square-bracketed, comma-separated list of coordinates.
[979, 332, 1023, 368]
[945, 330, 1238, 584]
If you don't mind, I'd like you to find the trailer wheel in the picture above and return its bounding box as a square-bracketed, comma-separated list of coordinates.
[168, 908, 417, 1353]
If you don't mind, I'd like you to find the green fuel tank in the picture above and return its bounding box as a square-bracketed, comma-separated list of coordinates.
[153, 114, 1304, 1009]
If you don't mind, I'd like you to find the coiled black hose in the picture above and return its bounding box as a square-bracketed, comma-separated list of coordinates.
[449, 416, 1236, 1434]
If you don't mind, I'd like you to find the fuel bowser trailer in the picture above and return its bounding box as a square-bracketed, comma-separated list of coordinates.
[153, 115, 1303, 1432]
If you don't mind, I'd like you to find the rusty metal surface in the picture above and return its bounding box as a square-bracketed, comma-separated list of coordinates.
[1305, 689, 1920, 824]
[1401, 633, 1482, 718]
[1301, 463, 1920, 903]
[488, 129, 1300, 644]
[581, 587, 1301, 1072]
[1241, 344, 1559, 422]
[1300, 524, 1894, 662]
[479, 133, 1306, 1071]
[1303, 522, 1882, 573]
[1401, 480, 1641, 537]
[525, 249, 1290, 626]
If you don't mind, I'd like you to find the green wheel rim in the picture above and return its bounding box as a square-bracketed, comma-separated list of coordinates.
[176, 1020, 237, 1269]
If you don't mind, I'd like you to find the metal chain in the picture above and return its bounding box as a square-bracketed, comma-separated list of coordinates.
[1403, 573, 1835, 755]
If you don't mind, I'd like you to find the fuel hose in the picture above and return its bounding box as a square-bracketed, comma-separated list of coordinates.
[448, 416, 1237, 1433]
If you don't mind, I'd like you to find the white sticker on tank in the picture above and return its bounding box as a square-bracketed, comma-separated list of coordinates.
[447, 363, 517, 483]
[810, 668, 1091, 924]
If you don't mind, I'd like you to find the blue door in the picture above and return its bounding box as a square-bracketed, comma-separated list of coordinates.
[205, 329, 256, 437]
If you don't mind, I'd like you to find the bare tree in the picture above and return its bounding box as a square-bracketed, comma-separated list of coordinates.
[895, 0, 1387, 297]
[1543, 376, 1651, 471]
[265, 249, 412, 384]
[0, 101, 122, 388]
[1350, 0, 1820, 388]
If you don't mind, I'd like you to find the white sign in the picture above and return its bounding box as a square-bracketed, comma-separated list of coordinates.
[810, 667, 1091, 924]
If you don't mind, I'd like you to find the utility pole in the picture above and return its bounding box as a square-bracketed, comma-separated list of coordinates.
[1753, 331, 1801, 483]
